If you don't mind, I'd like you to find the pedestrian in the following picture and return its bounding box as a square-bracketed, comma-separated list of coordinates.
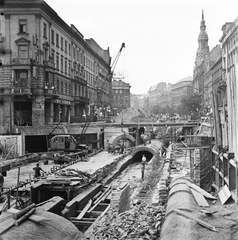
[141, 154, 147, 180]
[33, 163, 46, 178]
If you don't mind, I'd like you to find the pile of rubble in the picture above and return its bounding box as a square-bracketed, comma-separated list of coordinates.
[55, 169, 92, 184]
[90, 200, 165, 240]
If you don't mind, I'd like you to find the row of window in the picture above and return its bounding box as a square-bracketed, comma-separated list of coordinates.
[112, 89, 130, 94]
[112, 95, 129, 100]
[18, 18, 104, 76]
[16, 18, 108, 95]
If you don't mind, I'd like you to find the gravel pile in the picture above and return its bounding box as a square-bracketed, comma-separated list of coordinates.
[89, 200, 165, 240]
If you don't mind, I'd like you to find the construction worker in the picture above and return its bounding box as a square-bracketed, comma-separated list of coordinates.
[141, 154, 147, 180]
[33, 163, 46, 178]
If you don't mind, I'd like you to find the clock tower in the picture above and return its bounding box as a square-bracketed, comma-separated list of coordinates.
[193, 10, 210, 96]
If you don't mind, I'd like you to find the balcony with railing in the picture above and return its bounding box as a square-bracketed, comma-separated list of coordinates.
[14, 87, 32, 95]
[44, 87, 59, 99]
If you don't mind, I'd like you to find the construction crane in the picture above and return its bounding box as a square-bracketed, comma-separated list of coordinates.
[95, 42, 125, 116]
[111, 42, 125, 75]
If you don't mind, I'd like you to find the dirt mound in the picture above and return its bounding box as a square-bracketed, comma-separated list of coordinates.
[114, 107, 155, 123]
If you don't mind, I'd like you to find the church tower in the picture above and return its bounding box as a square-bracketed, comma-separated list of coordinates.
[193, 10, 210, 96]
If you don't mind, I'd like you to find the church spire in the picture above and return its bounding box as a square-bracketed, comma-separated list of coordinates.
[198, 10, 208, 47]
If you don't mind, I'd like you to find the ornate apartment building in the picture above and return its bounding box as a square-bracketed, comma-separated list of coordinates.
[111, 79, 131, 115]
[0, 0, 111, 134]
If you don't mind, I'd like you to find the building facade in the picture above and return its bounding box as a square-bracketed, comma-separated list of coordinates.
[111, 79, 131, 114]
[171, 76, 193, 108]
[148, 82, 166, 109]
[157, 83, 172, 108]
[201, 45, 222, 116]
[219, 17, 238, 157]
[0, 0, 111, 133]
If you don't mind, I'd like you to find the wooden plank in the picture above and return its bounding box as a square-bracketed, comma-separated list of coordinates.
[14, 208, 36, 226]
[0, 217, 15, 235]
[190, 189, 209, 207]
[200, 209, 217, 215]
[76, 199, 92, 220]
[92, 191, 102, 201]
[7, 208, 50, 223]
[0, 198, 8, 213]
[173, 209, 217, 232]
[187, 182, 217, 200]
[101, 188, 112, 200]
[88, 187, 112, 213]
[218, 185, 231, 205]
[12, 203, 35, 220]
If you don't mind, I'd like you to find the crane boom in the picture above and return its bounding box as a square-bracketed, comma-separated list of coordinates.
[111, 42, 125, 73]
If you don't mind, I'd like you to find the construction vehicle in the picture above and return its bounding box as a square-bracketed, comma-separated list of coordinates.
[49, 134, 91, 154]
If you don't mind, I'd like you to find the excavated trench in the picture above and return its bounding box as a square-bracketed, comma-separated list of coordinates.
[78, 143, 164, 236]
[23, 142, 163, 236]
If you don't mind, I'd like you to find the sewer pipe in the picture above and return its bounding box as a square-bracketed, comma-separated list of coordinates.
[160, 177, 200, 240]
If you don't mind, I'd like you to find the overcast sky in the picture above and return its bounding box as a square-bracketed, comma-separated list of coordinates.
[45, 0, 238, 94]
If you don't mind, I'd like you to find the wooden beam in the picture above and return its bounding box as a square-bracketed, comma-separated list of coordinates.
[76, 199, 92, 220]
[190, 189, 209, 207]
[173, 209, 218, 232]
[176, 146, 210, 150]
[88, 187, 112, 213]
[187, 182, 217, 200]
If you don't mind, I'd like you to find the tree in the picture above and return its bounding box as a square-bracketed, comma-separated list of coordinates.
[179, 93, 201, 119]
[151, 104, 175, 118]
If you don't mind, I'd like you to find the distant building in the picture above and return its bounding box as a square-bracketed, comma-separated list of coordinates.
[111, 79, 131, 114]
[130, 94, 144, 109]
[157, 83, 172, 108]
[148, 82, 166, 108]
[171, 76, 193, 108]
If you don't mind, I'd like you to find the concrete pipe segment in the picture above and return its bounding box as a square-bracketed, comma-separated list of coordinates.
[160, 177, 200, 240]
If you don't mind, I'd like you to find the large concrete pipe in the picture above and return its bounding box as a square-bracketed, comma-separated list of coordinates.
[160, 177, 200, 240]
